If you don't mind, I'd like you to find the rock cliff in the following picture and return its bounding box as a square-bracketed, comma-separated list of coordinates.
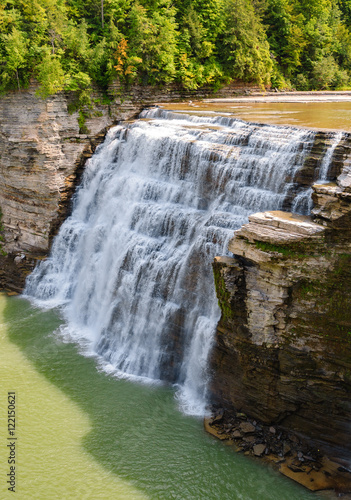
[210, 154, 351, 465]
[0, 84, 141, 290]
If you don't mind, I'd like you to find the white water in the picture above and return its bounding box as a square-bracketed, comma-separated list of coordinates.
[292, 130, 344, 214]
[25, 109, 322, 415]
[318, 131, 343, 181]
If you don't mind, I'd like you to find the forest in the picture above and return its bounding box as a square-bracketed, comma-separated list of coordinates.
[1, 0, 351, 98]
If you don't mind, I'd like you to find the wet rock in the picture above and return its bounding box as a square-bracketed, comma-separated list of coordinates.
[239, 422, 256, 434]
[253, 444, 266, 456]
[212, 410, 224, 423]
[280, 456, 351, 492]
[233, 430, 241, 438]
[203, 418, 228, 441]
[283, 443, 291, 456]
[14, 254, 25, 265]
[236, 412, 247, 419]
[288, 464, 305, 473]
[243, 435, 255, 443]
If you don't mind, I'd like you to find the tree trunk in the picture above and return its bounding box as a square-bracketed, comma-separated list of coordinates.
[101, 0, 104, 29]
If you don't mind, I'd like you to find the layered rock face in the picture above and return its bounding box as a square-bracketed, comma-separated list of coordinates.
[0, 85, 141, 290]
[210, 167, 351, 461]
[1, 82, 262, 290]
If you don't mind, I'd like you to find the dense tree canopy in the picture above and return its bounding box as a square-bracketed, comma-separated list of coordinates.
[1, 0, 351, 96]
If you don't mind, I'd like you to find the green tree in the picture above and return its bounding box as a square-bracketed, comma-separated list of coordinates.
[36, 51, 65, 96]
[127, 1, 178, 85]
[218, 0, 272, 86]
[337, 0, 351, 24]
[1, 27, 28, 89]
[263, 0, 306, 79]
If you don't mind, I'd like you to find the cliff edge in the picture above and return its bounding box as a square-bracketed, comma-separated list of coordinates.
[210, 159, 351, 487]
[0, 85, 140, 290]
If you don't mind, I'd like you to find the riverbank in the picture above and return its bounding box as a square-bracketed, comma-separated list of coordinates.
[204, 409, 351, 497]
[206, 90, 351, 102]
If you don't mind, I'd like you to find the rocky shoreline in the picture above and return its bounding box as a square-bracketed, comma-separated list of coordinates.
[204, 408, 351, 496]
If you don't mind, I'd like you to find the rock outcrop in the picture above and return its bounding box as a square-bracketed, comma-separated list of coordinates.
[210, 163, 351, 466]
[0, 84, 142, 290]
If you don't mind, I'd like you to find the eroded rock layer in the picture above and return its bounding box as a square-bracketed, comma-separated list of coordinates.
[0, 85, 141, 290]
[210, 174, 351, 462]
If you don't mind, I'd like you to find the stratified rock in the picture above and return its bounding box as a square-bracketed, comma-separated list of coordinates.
[0, 85, 141, 289]
[210, 183, 351, 463]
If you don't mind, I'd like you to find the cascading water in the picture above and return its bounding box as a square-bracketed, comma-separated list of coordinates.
[292, 130, 344, 214]
[318, 131, 343, 181]
[25, 109, 324, 415]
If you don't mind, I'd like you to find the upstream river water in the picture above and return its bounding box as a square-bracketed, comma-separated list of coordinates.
[0, 293, 320, 499]
[161, 99, 351, 132]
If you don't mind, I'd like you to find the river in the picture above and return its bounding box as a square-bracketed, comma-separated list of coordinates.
[0, 293, 320, 499]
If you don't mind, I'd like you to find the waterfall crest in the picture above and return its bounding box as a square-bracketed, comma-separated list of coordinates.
[25, 109, 326, 414]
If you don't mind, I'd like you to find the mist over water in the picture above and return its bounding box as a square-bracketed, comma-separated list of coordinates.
[24, 109, 341, 415]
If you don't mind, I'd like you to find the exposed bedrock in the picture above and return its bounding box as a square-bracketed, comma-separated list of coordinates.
[210, 173, 351, 462]
[0, 85, 142, 290]
[0, 82, 265, 291]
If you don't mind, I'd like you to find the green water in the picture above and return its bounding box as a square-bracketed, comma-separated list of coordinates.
[0, 295, 320, 499]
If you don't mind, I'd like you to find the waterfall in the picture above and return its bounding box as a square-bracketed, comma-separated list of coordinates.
[318, 131, 343, 181]
[24, 109, 317, 415]
[292, 130, 344, 215]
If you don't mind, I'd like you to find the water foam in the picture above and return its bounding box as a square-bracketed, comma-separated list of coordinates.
[25, 110, 319, 415]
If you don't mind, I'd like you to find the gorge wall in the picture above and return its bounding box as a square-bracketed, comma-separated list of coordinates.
[0, 84, 144, 290]
[210, 162, 351, 462]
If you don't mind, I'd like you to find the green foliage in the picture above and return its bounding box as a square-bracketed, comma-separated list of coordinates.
[293, 72, 310, 90]
[1, 27, 28, 90]
[338, 0, 351, 24]
[218, 0, 272, 86]
[78, 110, 89, 133]
[1, 0, 351, 95]
[311, 54, 350, 89]
[36, 52, 65, 97]
[262, 0, 351, 89]
[127, 1, 178, 85]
